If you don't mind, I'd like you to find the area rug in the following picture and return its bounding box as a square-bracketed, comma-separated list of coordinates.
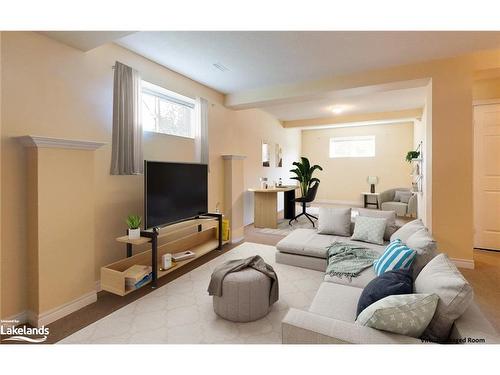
[59, 242, 324, 344]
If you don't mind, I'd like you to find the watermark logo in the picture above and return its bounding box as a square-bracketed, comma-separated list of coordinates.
[1, 320, 49, 343]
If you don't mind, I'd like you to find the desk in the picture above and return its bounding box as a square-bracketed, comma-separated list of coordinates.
[361, 192, 380, 209]
[248, 186, 299, 228]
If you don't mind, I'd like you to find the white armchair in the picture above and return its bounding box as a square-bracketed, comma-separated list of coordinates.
[378, 188, 417, 217]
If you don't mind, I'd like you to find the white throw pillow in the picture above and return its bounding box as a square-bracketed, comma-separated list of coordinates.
[390, 219, 426, 243]
[357, 208, 397, 241]
[351, 216, 387, 245]
[356, 293, 439, 338]
[415, 253, 474, 342]
[318, 207, 351, 236]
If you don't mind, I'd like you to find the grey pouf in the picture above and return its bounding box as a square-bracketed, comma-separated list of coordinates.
[213, 268, 272, 322]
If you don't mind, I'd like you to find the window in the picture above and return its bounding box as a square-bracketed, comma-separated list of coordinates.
[141, 81, 196, 138]
[329, 135, 375, 158]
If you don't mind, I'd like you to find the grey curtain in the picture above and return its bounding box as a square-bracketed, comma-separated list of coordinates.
[194, 97, 209, 166]
[110, 61, 143, 175]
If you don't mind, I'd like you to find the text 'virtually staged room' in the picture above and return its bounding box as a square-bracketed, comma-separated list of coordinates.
[1, 4, 500, 372]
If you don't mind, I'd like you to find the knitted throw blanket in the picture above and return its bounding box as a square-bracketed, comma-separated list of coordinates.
[326, 241, 380, 281]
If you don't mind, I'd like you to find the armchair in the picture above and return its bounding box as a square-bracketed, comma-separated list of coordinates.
[378, 187, 417, 217]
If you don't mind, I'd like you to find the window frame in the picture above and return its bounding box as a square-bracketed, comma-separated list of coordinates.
[141, 80, 196, 139]
[329, 135, 376, 158]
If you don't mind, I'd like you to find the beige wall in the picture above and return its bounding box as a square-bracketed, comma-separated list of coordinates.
[473, 77, 500, 101]
[232, 109, 301, 225]
[0, 32, 300, 319]
[302, 122, 413, 204]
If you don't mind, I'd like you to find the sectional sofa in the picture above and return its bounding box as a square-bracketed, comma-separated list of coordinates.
[276, 209, 499, 344]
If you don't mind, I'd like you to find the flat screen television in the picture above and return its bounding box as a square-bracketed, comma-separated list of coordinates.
[144, 161, 208, 229]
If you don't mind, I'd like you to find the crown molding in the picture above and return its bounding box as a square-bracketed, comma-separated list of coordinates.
[222, 154, 246, 160]
[18, 136, 107, 150]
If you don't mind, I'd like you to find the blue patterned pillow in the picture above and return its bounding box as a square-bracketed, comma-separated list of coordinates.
[374, 239, 417, 276]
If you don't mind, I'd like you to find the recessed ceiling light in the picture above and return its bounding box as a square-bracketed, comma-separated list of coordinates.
[330, 106, 345, 114]
[213, 63, 229, 72]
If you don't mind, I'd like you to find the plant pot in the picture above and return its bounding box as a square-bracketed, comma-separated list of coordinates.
[128, 228, 140, 240]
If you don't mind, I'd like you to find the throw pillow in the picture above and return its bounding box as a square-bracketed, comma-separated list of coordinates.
[357, 208, 397, 241]
[399, 191, 412, 204]
[394, 190, 405, 202]
[351, 216, 387, 245]
[356, 293, 439, 338]
[373, 239, 417, 276]
[415, 253, 474, 342]
[356, 269, 413, 317]
[318, 207, 351, 236]
[406, 228, 437, 277]
[390, 219, 426, 243]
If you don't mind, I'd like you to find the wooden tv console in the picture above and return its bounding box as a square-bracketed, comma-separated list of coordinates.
[101, 213, 224, 296]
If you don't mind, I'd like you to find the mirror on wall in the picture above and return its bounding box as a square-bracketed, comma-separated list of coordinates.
[262, 141, 270, 167]
[275, 143, 283, 167]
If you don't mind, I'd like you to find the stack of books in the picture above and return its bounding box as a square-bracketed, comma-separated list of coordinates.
[124, 265, 152, 290]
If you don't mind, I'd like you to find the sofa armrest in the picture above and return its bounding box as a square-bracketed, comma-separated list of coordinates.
[282, 308, 424, 344]
[407, 194, 417, 217]
[378, 189, 394, 205]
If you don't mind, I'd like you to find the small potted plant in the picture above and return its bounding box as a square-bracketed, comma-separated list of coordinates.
[405, 150, 420, 163]
[126, 214, 142, 240]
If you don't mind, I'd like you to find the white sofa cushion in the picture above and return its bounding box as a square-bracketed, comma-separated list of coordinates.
[415, 253, 474, 342]
[357, 208, 397, 240]
[356, 293, 439, 338]
[318, 207, 351, 236]
[390, 219, 426, 243]
[309, 282, 363, 322]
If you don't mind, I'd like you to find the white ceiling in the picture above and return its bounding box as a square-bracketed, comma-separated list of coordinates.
[116, 31, 500, 94]
[39, 31, 134, 51]
[262, 86, 427, 121]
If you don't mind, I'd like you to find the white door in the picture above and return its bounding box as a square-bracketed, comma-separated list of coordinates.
[474, 103, 500, 250]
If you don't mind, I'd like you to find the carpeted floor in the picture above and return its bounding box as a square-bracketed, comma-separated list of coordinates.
[59, 242, 324, 344]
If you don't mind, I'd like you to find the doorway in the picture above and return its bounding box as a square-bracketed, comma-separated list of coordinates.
[473, 102, 500, 251]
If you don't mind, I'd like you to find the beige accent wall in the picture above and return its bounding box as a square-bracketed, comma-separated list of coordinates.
[28, 147, 96, 315]
[232, 109, 301, 225]
[301, 122, 413, 204]
[0, 32, 300, 319]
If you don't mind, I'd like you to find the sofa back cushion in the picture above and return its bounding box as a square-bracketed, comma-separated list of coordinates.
[351, 216, 387, 245]
[373, 239, 417, 276]
[356, 293, 439, 338]
[356, 269, 413, 317]
[406, 228, 437, 277]
[357, 208, 397, 240]
[415, 253, 474, 342]
[318, 207, 351, 236]
[390, 219, 425, 243]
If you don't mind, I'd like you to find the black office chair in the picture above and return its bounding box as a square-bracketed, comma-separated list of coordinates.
[289, 182, 320, 227]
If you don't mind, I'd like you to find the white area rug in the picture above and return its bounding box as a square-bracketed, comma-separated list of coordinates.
[59, 242, 324, 344]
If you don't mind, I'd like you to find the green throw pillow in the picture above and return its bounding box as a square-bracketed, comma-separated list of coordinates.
[351, 216, 387, 245]
[356, 293, 439, 338]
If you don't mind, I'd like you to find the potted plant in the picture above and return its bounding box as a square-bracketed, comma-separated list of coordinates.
[405, 150, 421, 163]
[126, 214, 142, 240]
[290, 157, 323, 197]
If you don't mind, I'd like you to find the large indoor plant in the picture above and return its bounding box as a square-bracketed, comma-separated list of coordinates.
[290, 157, 323, 197]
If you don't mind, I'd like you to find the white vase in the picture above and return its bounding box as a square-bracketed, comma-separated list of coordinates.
[128, 228, 140, 240]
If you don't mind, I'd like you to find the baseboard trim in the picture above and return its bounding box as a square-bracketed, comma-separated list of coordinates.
[315, 199, 362, 207]
[34, 291, 97, 327]
[231, 236, 244, 244]
[95, 280, 102, 293]
[451, 258, 475, 269]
